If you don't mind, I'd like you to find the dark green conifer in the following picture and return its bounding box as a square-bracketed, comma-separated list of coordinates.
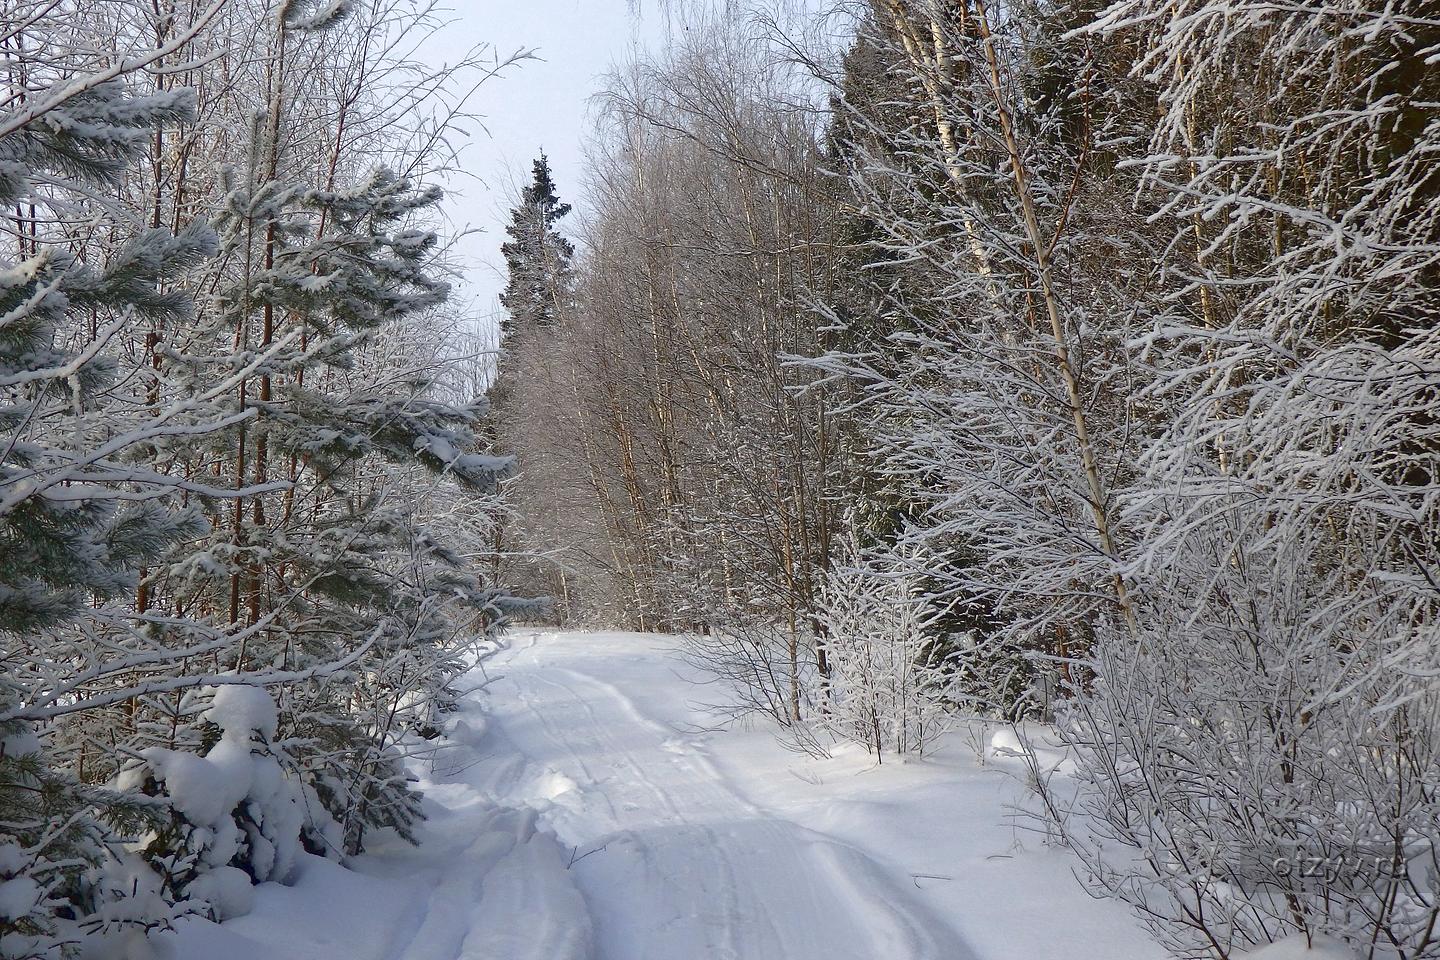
[498, 154, 574, 333]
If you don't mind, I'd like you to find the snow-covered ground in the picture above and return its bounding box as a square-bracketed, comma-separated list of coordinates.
[165, 629, 1166, 960]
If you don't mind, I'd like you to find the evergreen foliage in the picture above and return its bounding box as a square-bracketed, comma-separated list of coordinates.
[0, 2, 519, 955]
[498, 154, 574, 334]
[0, 70, 221, 960]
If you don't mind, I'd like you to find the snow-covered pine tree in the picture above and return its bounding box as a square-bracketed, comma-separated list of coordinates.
[148, 168, 506, 857]
[132, 2, 516, 861]
[2, 0, 521, 952]
[0, 52, 244, 959]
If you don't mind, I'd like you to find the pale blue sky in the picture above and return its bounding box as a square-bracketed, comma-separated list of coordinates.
[427, 2, 666, 332]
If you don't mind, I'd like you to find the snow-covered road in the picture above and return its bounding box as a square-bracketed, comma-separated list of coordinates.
[477, 631, 973, 960]
[170, 630, 1164, 960]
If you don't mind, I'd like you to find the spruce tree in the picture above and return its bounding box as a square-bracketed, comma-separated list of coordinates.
[486, 155, 577, 610]
[498, 154, 574, 334]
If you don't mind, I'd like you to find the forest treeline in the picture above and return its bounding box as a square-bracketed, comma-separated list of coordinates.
[0, 2, 524, 956]
[492, 1, 1440, 958]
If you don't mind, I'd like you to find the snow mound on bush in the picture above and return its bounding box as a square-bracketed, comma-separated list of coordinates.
[206, 684, 278, 740]
[186, 866, 256, 921]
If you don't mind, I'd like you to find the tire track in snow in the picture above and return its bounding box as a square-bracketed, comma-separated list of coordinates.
[485, 635, 979, 960]
[505, 668, 748, 959]
[372, 640, 598, 960]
